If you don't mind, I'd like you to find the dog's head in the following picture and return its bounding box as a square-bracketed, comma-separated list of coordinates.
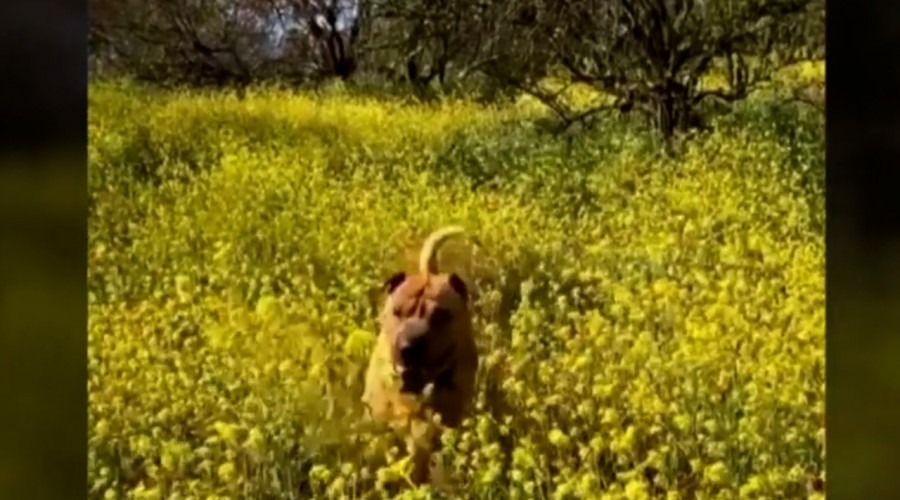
[381, 271, 470, 394]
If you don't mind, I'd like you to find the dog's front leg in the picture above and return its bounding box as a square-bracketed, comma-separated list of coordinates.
[406, 418, 442, 486]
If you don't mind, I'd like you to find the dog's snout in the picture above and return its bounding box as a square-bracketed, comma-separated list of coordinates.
[399, 336, 426, 365]
[394, 318, 429, 367]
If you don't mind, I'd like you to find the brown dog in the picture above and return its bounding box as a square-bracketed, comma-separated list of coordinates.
[362, 227, 479, 486]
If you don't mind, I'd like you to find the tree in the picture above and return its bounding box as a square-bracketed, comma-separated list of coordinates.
[277, 0, 360, 79]
[480, 0, 825, 143]
[89, 0, 361, 85]
[359, 0, 511, 97]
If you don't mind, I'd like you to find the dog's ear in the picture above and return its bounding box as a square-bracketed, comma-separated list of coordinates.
[384, 272, 407, 293]
[448, 273, 469, 303]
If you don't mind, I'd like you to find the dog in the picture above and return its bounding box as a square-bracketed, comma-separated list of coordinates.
[362, 226, 479, 486]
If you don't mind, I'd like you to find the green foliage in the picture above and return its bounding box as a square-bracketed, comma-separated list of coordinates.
[88, 78, 824, 499]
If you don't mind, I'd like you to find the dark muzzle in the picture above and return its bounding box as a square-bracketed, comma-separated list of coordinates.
[393, 319, 431, 394]
[399, 336, 428, 366]
[393, 318, 429, 367]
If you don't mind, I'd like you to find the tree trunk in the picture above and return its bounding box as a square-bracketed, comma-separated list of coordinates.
[651, 79, 693, 153]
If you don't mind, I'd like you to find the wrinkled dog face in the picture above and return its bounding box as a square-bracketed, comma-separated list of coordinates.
[382, 272, 469, 393]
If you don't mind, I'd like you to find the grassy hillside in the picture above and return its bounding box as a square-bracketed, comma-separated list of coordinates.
[87, 71, 824, 499]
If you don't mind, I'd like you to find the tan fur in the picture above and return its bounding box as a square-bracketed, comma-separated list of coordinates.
[418, 225, 466, 275]
[362, 227, 478, 486]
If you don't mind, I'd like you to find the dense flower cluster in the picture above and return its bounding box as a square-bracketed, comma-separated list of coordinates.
[88, 64, 823, 499]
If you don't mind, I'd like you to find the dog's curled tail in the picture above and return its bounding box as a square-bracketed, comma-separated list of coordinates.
[419, 226, 466, 275]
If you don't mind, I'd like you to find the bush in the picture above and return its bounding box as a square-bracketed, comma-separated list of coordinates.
[88, 80, 824, 499]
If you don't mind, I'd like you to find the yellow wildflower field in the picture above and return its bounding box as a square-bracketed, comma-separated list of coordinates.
[88, 75, 824, 499]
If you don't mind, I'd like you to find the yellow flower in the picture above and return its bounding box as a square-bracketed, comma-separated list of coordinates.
[548, 429, 571, 448]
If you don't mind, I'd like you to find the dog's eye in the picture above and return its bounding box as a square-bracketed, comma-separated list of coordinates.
[431, 308, 452, 327]
[393, 306, 404, 317]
